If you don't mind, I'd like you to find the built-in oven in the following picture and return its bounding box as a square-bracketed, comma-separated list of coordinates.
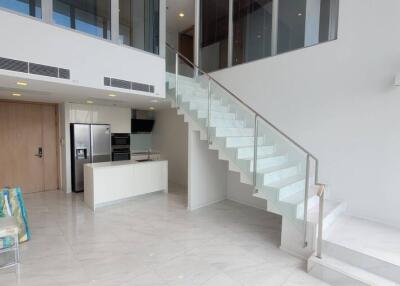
[111, 133, 130, 146]
[111, 133, 131, 161]
[112, 148, 131, 161]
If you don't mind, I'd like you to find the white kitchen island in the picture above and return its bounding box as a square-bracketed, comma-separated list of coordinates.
[84, 160, 168, 211]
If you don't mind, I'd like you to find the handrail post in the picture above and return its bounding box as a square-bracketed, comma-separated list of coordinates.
[317, 184, 325, 258]
[253, 115, 258, 191]
[207, 80, 212, 145]
[175, 52, 179, 107]
[303, 154, 310, 248]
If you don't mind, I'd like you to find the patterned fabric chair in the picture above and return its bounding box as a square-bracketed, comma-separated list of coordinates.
[0, 187, 30, 272]
[0, 216, 19, 271]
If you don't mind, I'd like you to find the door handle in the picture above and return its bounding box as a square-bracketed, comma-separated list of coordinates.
[34, 147, 43, 158]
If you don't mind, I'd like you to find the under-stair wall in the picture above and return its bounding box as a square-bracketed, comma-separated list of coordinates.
[188, 130, 228, 210]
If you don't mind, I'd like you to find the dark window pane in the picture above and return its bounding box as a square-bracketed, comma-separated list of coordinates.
[0, 0, 41, 18]
[278, 0, 338, 54]
[233, 0, 273, 65]
[53, 0, 111, 40]
[119, 0, 159, 54]
[319, 0, 339, 42]
[200, 0, 229, 72]
[277, 0, 306, 54]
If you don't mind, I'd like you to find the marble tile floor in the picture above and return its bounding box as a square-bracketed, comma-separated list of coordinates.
[324, 214, 400, 267]
[0, 185, 330, 286]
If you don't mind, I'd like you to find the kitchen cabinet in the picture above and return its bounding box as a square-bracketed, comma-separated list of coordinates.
[69, 103, 131, 133]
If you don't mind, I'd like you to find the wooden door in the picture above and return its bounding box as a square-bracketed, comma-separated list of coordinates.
[42, 105, 58, 191]
[0, 101, 58, 193]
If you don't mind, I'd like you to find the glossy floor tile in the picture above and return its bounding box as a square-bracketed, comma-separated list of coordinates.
[0, 185, 329, 285]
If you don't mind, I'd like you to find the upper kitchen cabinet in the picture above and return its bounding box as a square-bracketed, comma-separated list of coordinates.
[69, 103, 131, 133]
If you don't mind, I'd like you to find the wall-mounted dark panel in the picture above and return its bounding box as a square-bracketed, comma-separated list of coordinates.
[59, 68, 70, 79]
[0, 57, 29, 73]
[105, 76, 155, 93]
[29, 63, 59, 78]
[0, 56, 70, 80]
[111, 78, 131, 90]
[131, 82, 149, 92]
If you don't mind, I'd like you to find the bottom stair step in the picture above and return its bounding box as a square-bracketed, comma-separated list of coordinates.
[308, 255, 398, 286]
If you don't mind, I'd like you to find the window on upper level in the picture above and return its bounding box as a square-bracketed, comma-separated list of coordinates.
[119, 0, 160, 54]
[53, 0, 111, 40]
[233, 0, 273, 66]
[0, 0, 41, 18]
[197, 0, 339, 71]
[199, 0, 229, 73]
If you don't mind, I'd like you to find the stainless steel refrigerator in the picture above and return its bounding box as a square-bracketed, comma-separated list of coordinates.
[70, 124, 111, 192]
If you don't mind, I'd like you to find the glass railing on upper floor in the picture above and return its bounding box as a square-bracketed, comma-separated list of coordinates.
[199, 0, 339, 72]
[0, 0, 160, 55]
[165, 42, 325, 257]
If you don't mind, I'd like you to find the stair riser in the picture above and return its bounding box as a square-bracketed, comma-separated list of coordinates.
[263, 167, 299, 185]
[237, 146, 275, 159]
[181, 95, 220, 105]
[189, 102, 229, 113]
[308, 262, 370, 286]
[248, 156, 289, 172]
[197, 111, 236, 120]
[214, 128, 254, 137]
[278, 180, 306, 200]
[225, 137, 265, 148]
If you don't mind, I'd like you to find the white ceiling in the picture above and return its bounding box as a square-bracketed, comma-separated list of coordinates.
[0, 74, 170, 110]
[166, 0, 195, 33]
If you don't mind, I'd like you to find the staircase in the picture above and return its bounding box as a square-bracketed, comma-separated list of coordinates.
[164, 45, 345, 259]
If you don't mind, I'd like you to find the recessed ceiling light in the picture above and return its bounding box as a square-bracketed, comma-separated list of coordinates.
[16, 81, 28, 86]
[179, 12, 185, 18]
[150, 99, 158, 103]
[12, 93, 21, 97]
[86, 100, 94, 104]
[298, 12, 303, 16]
[108, 94, 117, 97]
[149, 107, 155, 110]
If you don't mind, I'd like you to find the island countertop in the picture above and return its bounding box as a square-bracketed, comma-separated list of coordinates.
[85, 159, 165, 168]
[84, 159, 168, 211]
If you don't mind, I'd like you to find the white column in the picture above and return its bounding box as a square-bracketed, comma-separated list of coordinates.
[41, 0, 53, 24]
[111, 0, 120, 44]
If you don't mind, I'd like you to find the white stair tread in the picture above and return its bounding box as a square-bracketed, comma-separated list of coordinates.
[309, 255, 398, 286]
[241, 153, 286, 162]
[266, 174, 307, 189]
[280, 188, 317, 205]
[257, 162, 299, 176]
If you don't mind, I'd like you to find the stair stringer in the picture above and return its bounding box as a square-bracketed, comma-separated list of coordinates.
[173, 101, 254, 185]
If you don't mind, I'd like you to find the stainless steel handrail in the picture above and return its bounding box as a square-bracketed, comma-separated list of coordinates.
[167, 43, 318, 163]
[167, 43, 324, 252]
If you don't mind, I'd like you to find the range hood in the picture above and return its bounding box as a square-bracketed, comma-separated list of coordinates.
[131, 109, 155, 133]
[131, 119, 154, 133]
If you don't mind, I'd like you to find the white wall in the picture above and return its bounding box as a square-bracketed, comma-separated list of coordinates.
[188, 131, 228, 210]
[60, 103, 131, 193]
[211, 0, 400, 227]
[152, 108, 188, 187]
[226, 172, 267, 210]
[0, 9, 165, 98]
